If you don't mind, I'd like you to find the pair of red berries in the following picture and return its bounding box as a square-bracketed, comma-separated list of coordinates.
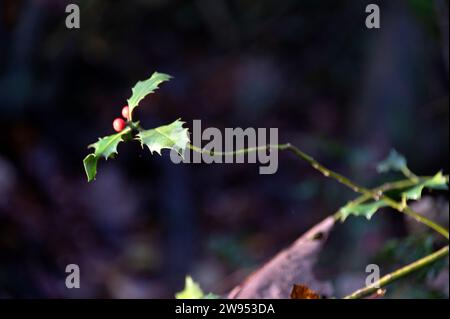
[112, 106, 130, 132]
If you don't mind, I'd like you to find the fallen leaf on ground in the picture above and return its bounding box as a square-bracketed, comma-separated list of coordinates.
[228, 216, 335, 299]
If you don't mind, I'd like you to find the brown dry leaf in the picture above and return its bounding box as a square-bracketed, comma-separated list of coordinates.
[228, 216, 335, 299]
[290, 284, 321, 299]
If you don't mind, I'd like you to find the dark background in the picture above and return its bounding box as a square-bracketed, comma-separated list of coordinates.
[0, 0, 448, 298]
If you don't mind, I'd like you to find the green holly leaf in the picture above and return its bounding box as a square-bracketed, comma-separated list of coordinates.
[88, 127, 131, 158]
[83, 154, 98, 182]
[377, 149, 408, 173]
[127, 72, 172, 119]
[338, 172, 448, 221]
[175, 276, 204, 299]
[339, 200, 389, 221]
[83, 127, 131, 182]
[402, 171, 448, 200]
[136, 119, 190, 156]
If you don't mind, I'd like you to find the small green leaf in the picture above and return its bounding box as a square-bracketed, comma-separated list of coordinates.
[137, 119, 190, 156]
[83, 127, 131, 182]
[175, 276, 204, 299]
[377, 149, 408, 173]
[89, 127, 131, 158]
[83, 154, 98, 182]
[339, 200, 389, 221]
[127, 72, 172, 119]
[402, 171, 448, 200]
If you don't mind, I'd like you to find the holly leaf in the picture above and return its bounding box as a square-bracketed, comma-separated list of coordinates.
[402, 171, 448, 200]
[136, 119, 189, 156]
[175, 276, 204, 299]
[338, 172, 448, 221]
[127, 72, 172, 119]
[377, 149, 408, 173]
[83, 154, 98, 182]
[88, 127, 131, 158]
[83, 127, 131, 182]
[339, 200, 389, 221]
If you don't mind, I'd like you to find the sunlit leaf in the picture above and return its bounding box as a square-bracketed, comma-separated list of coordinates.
[127, 72, 172, 119]
[136, 119, 189, 156]
[175, 276, 204, 299]
[83, 127, 131, 182]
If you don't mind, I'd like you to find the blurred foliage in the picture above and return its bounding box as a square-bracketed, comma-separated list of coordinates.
[373, 234, 448, 298]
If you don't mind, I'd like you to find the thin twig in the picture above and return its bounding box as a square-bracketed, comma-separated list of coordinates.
[344, 245, 449, 299]
[187, 142, 450, 298]
[332, 178, 427, 219]
[188, 142, 449, 239]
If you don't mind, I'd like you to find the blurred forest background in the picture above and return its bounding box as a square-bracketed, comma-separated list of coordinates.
[0, 0, 448, 298]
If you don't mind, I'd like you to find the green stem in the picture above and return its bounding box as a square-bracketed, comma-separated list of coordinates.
[402, 206, 449, 238]
[284, 144, 449, 239]
[374, 195, 448, 239]
[187, 143, 276, 156]
[332, 178, 424, 219]
[331, 179, 450, 239]
[401, 166, 420, 182]
[188, 142, 449, 239]
[344, 245, 449, 299]
[187, 142, 449, 298]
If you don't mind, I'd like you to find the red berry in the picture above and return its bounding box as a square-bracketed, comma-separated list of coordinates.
[121, 105, 130, 120]
[113, 118, 126, 132]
